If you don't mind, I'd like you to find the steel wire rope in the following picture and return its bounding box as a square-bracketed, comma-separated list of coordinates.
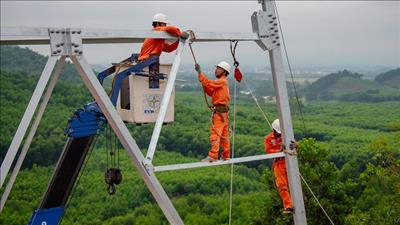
[228, 74, 238, 225]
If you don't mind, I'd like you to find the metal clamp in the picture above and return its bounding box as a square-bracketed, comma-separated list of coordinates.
[283, 149, 297, 156]
[142, 160, 154, 175]
[187, 30, 196, 44]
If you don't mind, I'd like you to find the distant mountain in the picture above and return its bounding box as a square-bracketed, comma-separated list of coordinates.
[375, 68, 400, 88]
[303, 69, 400, 102]
[0, 45, 82, 84]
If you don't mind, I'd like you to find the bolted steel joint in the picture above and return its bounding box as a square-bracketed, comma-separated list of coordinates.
[49, 27, 83, 56]
[251, 10, 281, 51]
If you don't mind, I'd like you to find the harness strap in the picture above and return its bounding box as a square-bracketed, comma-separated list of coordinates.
[213, 105, 230, 113]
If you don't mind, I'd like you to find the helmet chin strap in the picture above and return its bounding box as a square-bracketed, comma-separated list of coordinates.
[215, 71, 227, 78]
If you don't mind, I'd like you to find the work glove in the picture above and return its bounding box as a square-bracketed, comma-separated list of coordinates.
[180, 31, 189, 40]
[289, 140, 299, 150]
[195, 64, 202, 73]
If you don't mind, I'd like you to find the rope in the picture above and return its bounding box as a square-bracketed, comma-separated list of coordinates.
[299, 173, 336, 225]
[272, 1, 307, 136]
[242, 79, 272, 129]
[188, 32, 213, 111]
[188, 35, 213, 111]
[230, 40, 272, 129]
[203, 92, 213, 110]
[116, 132, 120, 169]
[228, 75, 238, 225]
[208, 111, 232, 140]
[106, 125, 110, 169]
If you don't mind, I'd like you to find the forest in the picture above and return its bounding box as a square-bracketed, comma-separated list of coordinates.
[0, 46, 399, 225]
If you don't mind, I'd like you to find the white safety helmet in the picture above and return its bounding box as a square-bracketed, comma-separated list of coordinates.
[153, 13, 168, 24]
[272, 119, 281, 134]
[216, 61, 231, 74]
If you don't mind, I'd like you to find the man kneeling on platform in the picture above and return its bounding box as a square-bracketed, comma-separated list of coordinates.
[138, 13, 189, 74]
[195, 61, 231, 162]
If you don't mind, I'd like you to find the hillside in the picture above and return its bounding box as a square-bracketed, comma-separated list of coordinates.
[0, 45, 82, 84]
[375, 68, 400, 88]
[0, 69, 91, 165]
[1, 46, 399, 225]
[303, 69, 400, 102]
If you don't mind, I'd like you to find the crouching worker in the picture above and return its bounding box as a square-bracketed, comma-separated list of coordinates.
[265, 119, 294, 214]
[138, 13, 189, 73]
[195, 62, 231, 162]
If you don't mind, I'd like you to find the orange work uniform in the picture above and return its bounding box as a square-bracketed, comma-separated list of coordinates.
[265, 132, 293, 209]
[138, 26, 182, 61]
[198, 73, 230, 160]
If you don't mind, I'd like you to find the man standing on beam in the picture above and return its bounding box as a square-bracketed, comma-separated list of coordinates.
[195, 61, 231, 162]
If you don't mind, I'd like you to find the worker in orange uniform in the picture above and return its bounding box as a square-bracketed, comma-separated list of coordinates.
[138, 13, 188, 73]
[265, 119, 294, 214]
[195, 62, 231, 162]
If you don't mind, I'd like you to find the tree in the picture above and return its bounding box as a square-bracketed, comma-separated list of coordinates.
[252, 138, 355, 225]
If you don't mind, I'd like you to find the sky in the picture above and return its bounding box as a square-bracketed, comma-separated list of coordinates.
[1, 1, 399, 69]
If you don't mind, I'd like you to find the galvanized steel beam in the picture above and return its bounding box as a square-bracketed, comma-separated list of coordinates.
[154, 152, 285, 173]
[0, 56, 58, 188]
[71, 55, 184, 225]
[0, 56, 66, 212]
[144, 39, 187, 165]
[1, 27, 259, 45]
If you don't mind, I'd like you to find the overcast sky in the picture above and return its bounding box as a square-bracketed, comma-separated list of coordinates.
[1, 1, 399, 69]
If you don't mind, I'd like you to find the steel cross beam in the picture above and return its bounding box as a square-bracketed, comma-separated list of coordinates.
[0, 56, 66, 212]
[0, 56, 59, 188]
[0, 27, 185, 224]
[144, 38, 187, 165]
[0, 27, 260, 45]
[154, 152, 285, 172]
[71, 55, 184, 225]
[0, 1, 309, 223]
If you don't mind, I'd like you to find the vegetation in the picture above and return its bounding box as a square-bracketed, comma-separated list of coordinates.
[0, 69, 91, 166]
[302, 69, 400, 102]
[0, 45, 83, 84]
[0, 46, 399, 224]
[375, 68, 400, 88]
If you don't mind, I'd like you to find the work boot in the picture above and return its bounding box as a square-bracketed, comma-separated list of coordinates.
[201, 156, 218, 162]
[282, 208, 294, 214]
